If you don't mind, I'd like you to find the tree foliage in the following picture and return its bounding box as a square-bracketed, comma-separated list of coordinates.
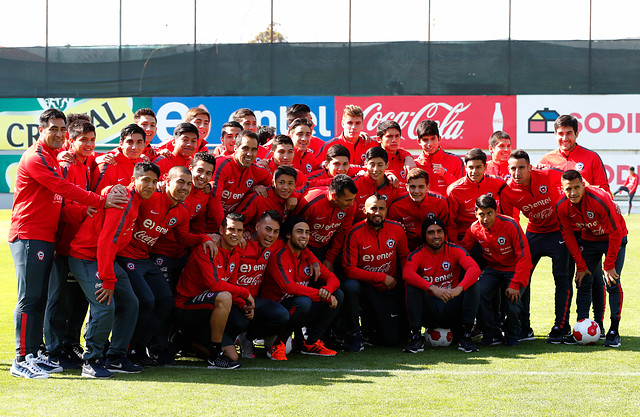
[250, 23, 286, 44]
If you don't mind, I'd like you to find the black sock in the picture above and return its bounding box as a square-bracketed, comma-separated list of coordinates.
[208, 342, 221, 358]
[609, 320, 620, 333]
[411, 327, 422, 337]
[16, 355, 25, 362]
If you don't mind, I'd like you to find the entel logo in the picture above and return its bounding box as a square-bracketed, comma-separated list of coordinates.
[497, 236, 506, 245]
[240, 264, 251, 273]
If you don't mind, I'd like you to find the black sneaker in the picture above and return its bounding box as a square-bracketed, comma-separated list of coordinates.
[458, 334, 479, 353]
[597, 322, 605, 340]
[603, 330, 621, 348]
[207, 352, 241, 369]
[130, 348, 158, 367]
[562, 334, 577, 345]
[546, 326, 566, 344]
[68, 344, 85, 363]
[479, 335, 504, 346]
[403, 334, 425, 354]
[505, 336, 520, 347]
[518, 327, 535, 341]
[343, 333, 364, 352]
[82, 359, 114, 379]
[106, 356, 144, 373]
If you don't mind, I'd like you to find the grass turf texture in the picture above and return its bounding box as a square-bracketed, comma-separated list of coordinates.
[1, 209, 639, 416]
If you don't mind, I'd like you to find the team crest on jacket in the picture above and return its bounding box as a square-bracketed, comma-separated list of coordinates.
[380, 194, 388, 201]
[486, 192, 493, 197]
[195, 203, 202, 213]
[575, 162, 584, 171]
[497, 236, 506, 245]
[168, 217, 178, 227]
[386, 239, 395, 248]
[264, 250, 271, 260]
[246, 179, 254, 188]
[127, 262, 135, 270]
[304, 266, 312, 276]
[427, 212, 436, 219]
[442, 261, 451, 271]
[230, 262, 236, 272]
[306, 163, 313, 173]
[400, 169, 406, 179]
[587, 211, 595, 219]
[337, 211, 345, 220]
[539, 185, 548, 194]
[36, 250, 45, 261]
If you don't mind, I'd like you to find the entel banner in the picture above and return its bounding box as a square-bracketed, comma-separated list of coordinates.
[334, 95, 517, 152]
[152, 97, 335, 144]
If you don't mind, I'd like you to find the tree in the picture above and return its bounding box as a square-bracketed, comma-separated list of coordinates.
[250, 23, 286, 44]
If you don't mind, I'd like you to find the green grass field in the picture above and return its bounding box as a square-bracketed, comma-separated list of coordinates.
[0, 209, 639, 416]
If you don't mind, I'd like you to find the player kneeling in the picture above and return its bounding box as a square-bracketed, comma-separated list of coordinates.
[403, 218, 481, 353]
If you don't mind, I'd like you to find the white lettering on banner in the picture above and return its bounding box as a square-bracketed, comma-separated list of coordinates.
[157, 102, 189, 141]
[363, 102, 471, 140]
[255, 110, 277, 129]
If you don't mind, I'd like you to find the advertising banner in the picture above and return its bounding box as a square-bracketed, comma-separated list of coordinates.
[334, 95, 517, 153]
[516, 95, 640, 151]
[152, 96, 335, 145]
[0, 98, 150, 151]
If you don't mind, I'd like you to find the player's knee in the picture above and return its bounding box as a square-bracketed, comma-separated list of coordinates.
[215, 291, 232, 311]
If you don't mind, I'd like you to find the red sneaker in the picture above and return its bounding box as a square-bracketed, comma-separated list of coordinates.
[267, 341, 288, 361]
[302, 339, 337, 357]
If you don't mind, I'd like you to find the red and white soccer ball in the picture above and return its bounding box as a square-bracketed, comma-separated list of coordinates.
[572, 319, 600, 345]
[426, 328, 453, 347]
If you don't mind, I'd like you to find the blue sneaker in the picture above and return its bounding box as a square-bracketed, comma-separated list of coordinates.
[34, 352, 63, 373]
[81, 359, 114, 379]
[106, 356, 143, 373]
[10, 354, 49, 379]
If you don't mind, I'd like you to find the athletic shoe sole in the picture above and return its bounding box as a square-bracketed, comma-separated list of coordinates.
[301, 351, 337, 357]
[207, 363, 241, 369]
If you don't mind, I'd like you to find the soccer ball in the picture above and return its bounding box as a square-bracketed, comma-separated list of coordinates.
[572, 319, 601, 345]
[426, 328, 453, 347]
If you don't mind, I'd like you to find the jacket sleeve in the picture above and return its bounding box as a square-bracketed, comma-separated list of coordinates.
[199, 249, 251, 302]
[556, 202, 588, 272]
[96, 203, 131, 290]
[456, 249, 481, 290]
[402, 250, 431, 292]
[324, 206, 355, 264]
[173, 209, 213, 249]
[266, 251, 324, 302]
[509, 222, 532, 290]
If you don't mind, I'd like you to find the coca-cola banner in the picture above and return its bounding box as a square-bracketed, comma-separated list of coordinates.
[516, 95, 640, 151]
[334, 96, 517, 152]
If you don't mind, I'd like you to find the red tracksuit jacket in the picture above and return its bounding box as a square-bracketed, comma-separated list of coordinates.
[69, 186, 142, 290]
[292, 148, 320, 175]
[385, 148, 413, 184]
[236, 239, 285, 297]
[403, 242, 481, 292]
[176, 245, 251, 309]
[315, 133, 380, 166]
[485, 160, 510, 180]
[414, 147, 465, 191]
[294, 187, 356, 263]
[499, 168, 564, 234]
[352, 175, 403, 223]
[235, 186, 295, 232]
[118, 191, 209, 259]
[460, 214, 532, 290]
[211, 156, 272, 214]
[55, 158, 93, 256]
[387, 190, 454, 249]
[538, 144, 610, 193]
[447, 175, 506, 240]
[91, 150, 142, 194]
[342, 219, 409, 290]
[556, 185, 627, 272]
[10, 139, 104, 243]
[152, 152, 191, 177]
[260, 244, 340, 303]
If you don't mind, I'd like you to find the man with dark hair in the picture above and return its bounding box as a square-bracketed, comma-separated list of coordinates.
[485, 131, 512, 180]
[9, 109, 128, 379]
[91, 124, 146, 193]
[286, 104, 325, 155]
[262, 134, 308, 190]
[538, 115, 610, 193]
[234, 211, 290, 359]
[294, 174, 358, 270]
[288, 118, 320, 174]
[175, 212, 255, 369]
[388, 168, 452, 250]
[236, 165, 298, 232]
[211, 130, 272, 214]
[213, 121, 243, 157]
[447, 148, 506, 242]
[134, 108, 158, 158]
[153, 122, 199, 175]
[260, 216, 343, 359]
[403, 217, 481, 353]
[352, 147, 403, 223]
[44, 119, 99, 369]
[557, 170, 627, 347]
[414, 119, 465, 194]
[257, 125, 276, 146]
[231, 108, 258, 133]
[460, 195, 532, 347]
[63, 162, 160, 378]
[157, 107, 211, 154]
[376, 120, 416, 183]
[316, 105, 379, 165]
[306, 144, 363, 188]
[613, 166, 637, 215]
[342, 194, 410, 351]
[499, 149, 571, 343]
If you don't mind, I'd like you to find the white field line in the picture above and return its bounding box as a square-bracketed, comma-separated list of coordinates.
[168, 366, 640, 377]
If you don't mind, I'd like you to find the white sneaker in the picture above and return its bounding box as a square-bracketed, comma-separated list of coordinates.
[34, 351, 63, 373]
[236, 332, 255, 359]
[9, 354, 50, 379]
